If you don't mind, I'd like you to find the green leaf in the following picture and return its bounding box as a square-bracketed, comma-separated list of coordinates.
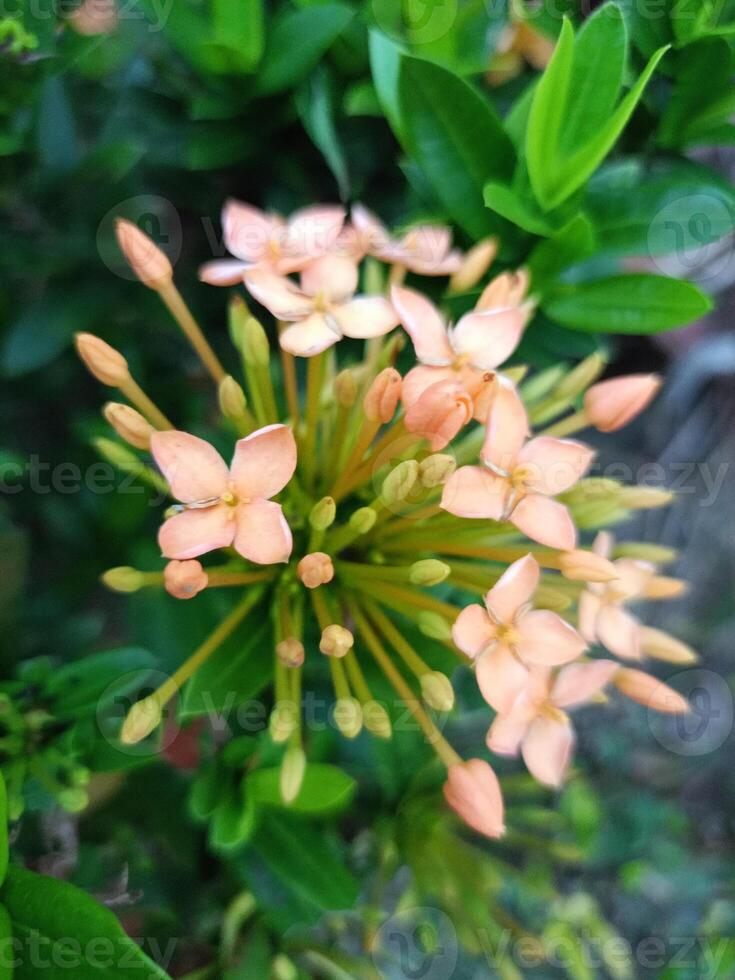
[544, 274, 712, 333]
[0, 773, 7, 887]
[398, 55, 515, 239]
[528, 213, 597, 289]
[256, 4, 354, 95]
[484, 181, 555, 236]
[369, 30, 406, 139]
[0, 866, 171, 978]
[296, 68, 350, 199]
[210, 786, 257, 853]
[209, 0, 264, 73]
[36, 75, 80, 175]
[247, 764, 356, 816]
[659, 37, 735, 149]
[45, 647, 157, 718]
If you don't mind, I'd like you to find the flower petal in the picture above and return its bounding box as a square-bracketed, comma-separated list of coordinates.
[452, 604, 496, 660]
[476, 269, 530, 310]
[279, 313, 341, 357]
[577, 590, 603, 644]
[480, 376, 528, 471]
[511, 494, 577, 550]
[522, 715, 574, 787]
[596, 604, 642, 660]
[451, 308, 526, 371]
[283, 205, 345, 268]
[234, 499, 293, 564]
[440, 465, 507, 519]
[401, 364, 456, 408]
[552, 659, 619, 708]
[332, 296, 399, 339]
[517, 437, 595, 495]
[243, 268, 314, 320]
[404, 379, 473, 450]
[151, 430, 229, 503]
[476, 645, 530, 713]
[230, 424, 297, 500]
[486, 707, 533, 756]
[198, 259, 249, 286]
[390, 285, 453, 365]
[222, 199, 277, 261]
[485, 553, 540, 624]
[443, 759, 505, 839]
[351, 204, 391, 253]
[516, 609, 587, 666]
[300, 255, 358, 302]
[158, 505, 234, 560]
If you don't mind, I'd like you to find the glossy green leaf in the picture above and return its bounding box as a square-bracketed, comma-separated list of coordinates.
[0, 905, 11, 980]
[528, 212, 597, 289]
[369, 30, 406, 139]
[659, 38, 735, 149]
[45, 647, 157, 718]
[210, 0, 264, 73]
[296, 68, 350, 199]
[484, 181, 555, 236]
[544, 274, 712, 332]
[247, 764, 356, 816]
[210, 786, 257, 852]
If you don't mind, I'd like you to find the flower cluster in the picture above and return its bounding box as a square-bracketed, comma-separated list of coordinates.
[80, 201, 694, 840]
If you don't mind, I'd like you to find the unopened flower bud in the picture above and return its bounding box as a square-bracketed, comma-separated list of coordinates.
[584, 374, 661, 432]
[102, 566, 145, 593]
[103, 402, 154, 450]
[319, 624, 354, 658]
[164, 559, 208, 600]
[614, 543, 677, 564]
[644, 576, 687, 599]
[363, 367, 402, 422]
[280, 745, 306, 804]
[297, 552, 334, 589]
[271, 955, 298, 980]
[68, 0, 119, 35]
[559, 549, 617, 583]
[333, 697, 363, 738]
[121, 696, 162, 744]
[640, 627, 698, 665]
[115, 218, 173, 289]
[554, 352, 607, 399]
[93, 437, 141, 472]
[76, 333, 130, 386]
[276, 637, 305, 668]
[269, 701, 298, 743]
[410, 559, 451, 587]
[242, 316, 271, 367]
[335, 369, 358, 407]
[218, 375, 247, 420]
[614, 668, 689, 714]
[419, 453, 456, 488]
[362, 700, 392, 739]
[619, 486, 674, 509]
[534, 585, 572, 612]
[349, 507, 377, 534]
[449, 237, 498, 292]
[418, 611, 452, 642]
[382, 459, 420, 505]
[309, 496, 336, 531]
[420, 671, 455, 711]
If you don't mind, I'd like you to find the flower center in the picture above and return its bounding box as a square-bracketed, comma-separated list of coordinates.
[312, 290, 329, 313]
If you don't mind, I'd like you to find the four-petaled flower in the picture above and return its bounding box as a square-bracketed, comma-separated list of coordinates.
[441, 377, 594, 550]
[452, 554, 588, 713]
[152, 424, 297, 565]
[351, 204, 463, 275]
[244, 255, 398, 357]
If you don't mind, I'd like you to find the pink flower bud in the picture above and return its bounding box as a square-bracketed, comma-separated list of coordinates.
[164, 560, 209, 600]
[103, 402, 155, 450]
[443, 759, 505, 839]
[405, 380, 473, 450]
[76, 333, 130, 386]
[319, 624, 353, 658]
[614, 667, 689, 714]
[584, 374, 661, 432]
[363, 368, 402, 422]
[115, 218, 173, 289]
[297, 552, 334, 589]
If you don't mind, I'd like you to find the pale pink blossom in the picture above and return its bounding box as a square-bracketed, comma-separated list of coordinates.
[199, 200, 345, 285]
[351, 204, 462, 275]
[244, 256, 398, 357]
[452, 555, 588, 713]
[392, 284, 530, 423]
[487, 660, 617, 787]
[441, 378, 594, 549]
[584, 374, 661, 432]
[443, 759, 505, 838]
[164, 560, 209, 600]
[151, 425, 296, 565]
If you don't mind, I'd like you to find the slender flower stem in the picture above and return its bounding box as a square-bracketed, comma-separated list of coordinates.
[364, 601, 433, 681]
[331, 418, 381, 501]
[277, 321, 299, 425]
[257, 363, 280, 425]
[540, 408, 588, 438]
[302, 352, 326, 487]
[118, 377, 173, 430]
[343, 650, 373, 705]
[159, 281, 226, 384]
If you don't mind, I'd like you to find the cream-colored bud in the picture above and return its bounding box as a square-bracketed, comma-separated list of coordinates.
[349, 507, 377, 534]
[333, 697, 363, 738]
[559, 549, 618, 583]
[554, 352, 607, 399]
[419, 454, 456, 488]
[93, 437, 141, 472]
[269, 702, 298, 743]
[309, 497, 336, 531]
[319, 625, 354, 659]
[562, 477, 623, 505]
[115, 218, 173, 289]
[643, 576, 688, 599]
[614, 543, 678, 565]
[121, 696, 161, 744]
[76, 333, 130, 386]
[362, 700, 392, 739]
[280, 745, 306, 804]
[534, 585, 572, 612]
[101, 566, 145, 593]
[276, 637, 305, 668]
[381, 459, 420, 505]
[449, 237, 498, 292]
[418, 611, 452, 642]
[420, 671, 455, 712]
[520, 364, 567, 402]
[218, 375, 247, 420]
[363, 367, 402, 423]
[619, 486, 674, 510]
[640, 627, 698, 664]
[103, 402, 154, 450]
[242, 316, 271, 367]
[409, 559, 451, 587]
[297, 552, 334, 589]
[335, 369, 358, 407]
[614, 668, 689, 714]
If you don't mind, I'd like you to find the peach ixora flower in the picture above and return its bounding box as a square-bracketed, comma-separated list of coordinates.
[351, 204, 463, 275]
[152, 424, 296, 564]
[199, 200, 345, 285]
[441, 378, 594, 550]
[487, 660, 618, 787]
[443, 758, 505, 839]
[452, 554, 587, 713]
[244, 255, 398, 357]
